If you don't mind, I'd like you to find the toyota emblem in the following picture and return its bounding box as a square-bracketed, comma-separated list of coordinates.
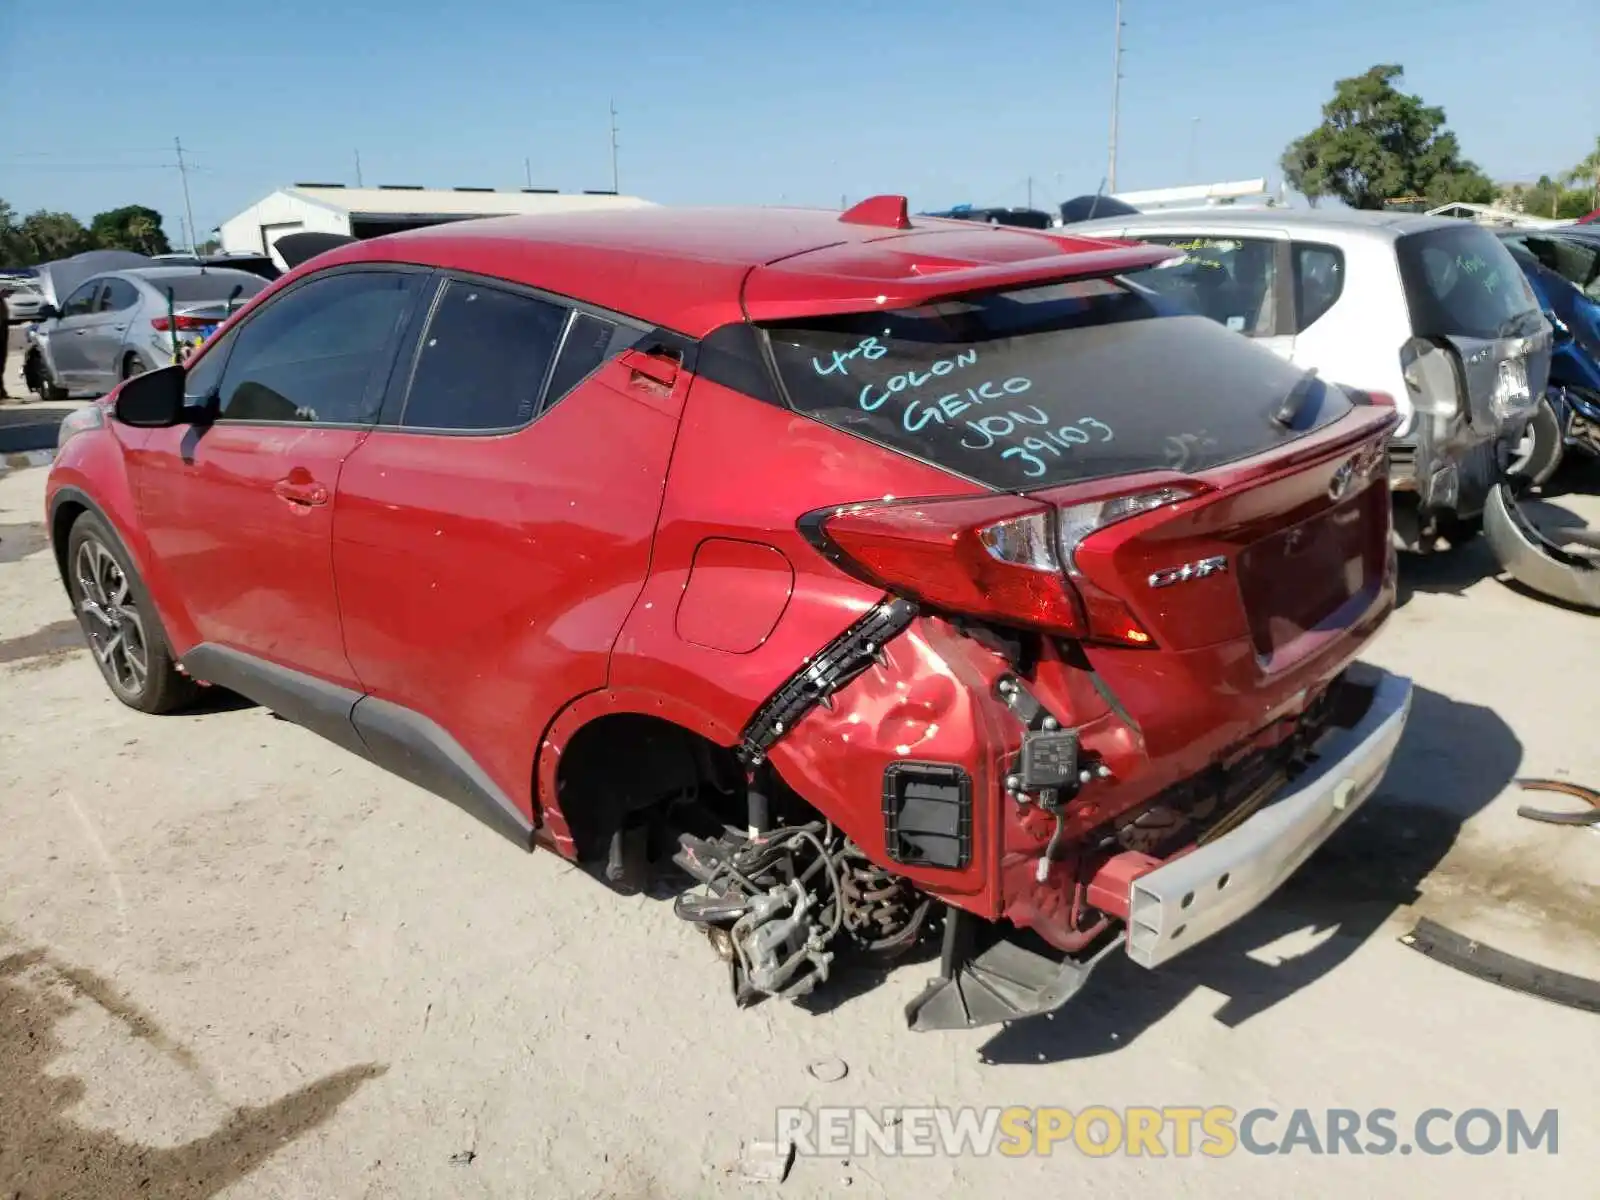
[1328, 458, 1357, 501]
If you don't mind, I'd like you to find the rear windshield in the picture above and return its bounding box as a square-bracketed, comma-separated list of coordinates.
[147, 273, 269, 305]
[762, 279, 1353, 491]
[1396, 225, 1541, 340]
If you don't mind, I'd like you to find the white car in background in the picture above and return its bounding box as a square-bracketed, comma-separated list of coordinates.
[1070, 208, 1553, 552]
[4, 279, 46, 322]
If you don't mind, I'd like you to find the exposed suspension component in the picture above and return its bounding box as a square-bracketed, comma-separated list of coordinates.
[673, 820, 932, 1006]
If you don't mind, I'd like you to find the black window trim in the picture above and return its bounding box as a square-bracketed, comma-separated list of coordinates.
[375, 267, 660, 438]
[195, 262, 434, 431]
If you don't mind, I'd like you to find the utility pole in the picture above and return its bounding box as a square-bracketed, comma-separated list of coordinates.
[1187, 117, 1200, 182]
[609, 99, 620, 193]
[174, 136, 199, 254]
[354, 149, 363, 187]
[525, 157, 533, 188]
[1107, 0, 1124, 194]
[1027, 176, 1034, 208]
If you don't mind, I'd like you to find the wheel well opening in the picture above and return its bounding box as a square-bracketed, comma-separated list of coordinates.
[50, 501, 87, 592]
[555, 713, 746, 863]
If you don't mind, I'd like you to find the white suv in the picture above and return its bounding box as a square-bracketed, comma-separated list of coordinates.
[1069, 208, 1552, 551]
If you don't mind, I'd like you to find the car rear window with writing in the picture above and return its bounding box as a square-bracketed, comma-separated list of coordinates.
[762, 280, 1352, 492]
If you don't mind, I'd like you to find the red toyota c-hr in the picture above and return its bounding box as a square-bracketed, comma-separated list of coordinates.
[46, 196, 1413, 1030]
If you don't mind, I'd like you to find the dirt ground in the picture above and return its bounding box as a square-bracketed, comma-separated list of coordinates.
[1, 454, 1597, 1198]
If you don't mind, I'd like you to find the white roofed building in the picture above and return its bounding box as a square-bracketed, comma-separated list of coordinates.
[218, 184, 654, 259]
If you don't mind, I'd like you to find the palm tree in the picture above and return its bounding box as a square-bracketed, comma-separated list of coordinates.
[1563, 137, 1600, 209]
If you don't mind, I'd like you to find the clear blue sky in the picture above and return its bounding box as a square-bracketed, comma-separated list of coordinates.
[3, 0, 1595, 243]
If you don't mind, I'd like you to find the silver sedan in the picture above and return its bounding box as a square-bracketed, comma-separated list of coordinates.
[30, 266, 268, 398]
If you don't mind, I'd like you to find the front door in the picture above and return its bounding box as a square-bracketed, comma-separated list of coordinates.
[126, 268, 425, 736]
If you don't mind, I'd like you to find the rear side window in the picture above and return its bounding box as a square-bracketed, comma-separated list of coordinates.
[764, 279, 1352, 491]
[401, 280, 567, 431]
[1291, 242, 1344, 331]
[98, 279, 140, 312]
[1515, 235, 1600, 298]
[153, 273, 270, 305]
[216, 271, 415, 425]
[541, 312, 642, 410]
[1131, 236, 1280, 336]
[1395, 225, 1541, 340]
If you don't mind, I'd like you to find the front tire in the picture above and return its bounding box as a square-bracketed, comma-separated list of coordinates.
[65, 513, 197, 714]
[26, 350, 68, 402]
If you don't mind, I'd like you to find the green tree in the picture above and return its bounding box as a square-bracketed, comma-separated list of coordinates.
[1281, 65, 1496, 209]
[17, 210, 92, 261]
[0, 199, 25, 265]
[89, 204, 171, 255]
[1563, 136, 1600, 210]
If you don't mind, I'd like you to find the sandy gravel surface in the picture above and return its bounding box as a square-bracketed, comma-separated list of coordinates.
[1, 459, 1596, 1198]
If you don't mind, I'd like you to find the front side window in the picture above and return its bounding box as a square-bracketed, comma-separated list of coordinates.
[399, 280, 568, 431]
[215, 271, 415, 425]
[184, 328, 237, 402]
[765, 278, 1350, 490]
[61, 281, 101, 318]
[1517, 235, 1600, 299]
[1133, 235, 1280, 336]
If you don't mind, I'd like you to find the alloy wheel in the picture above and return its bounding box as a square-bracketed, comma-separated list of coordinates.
[73, 537, 150, 698]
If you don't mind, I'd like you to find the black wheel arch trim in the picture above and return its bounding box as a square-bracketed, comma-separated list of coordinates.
[47, 485, 119, 597]
[181, 643, 537, 851]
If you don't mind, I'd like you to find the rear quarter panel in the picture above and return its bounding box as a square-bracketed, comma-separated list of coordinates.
[540, 375, 988, 850]
[1288, 232, 1413, 423]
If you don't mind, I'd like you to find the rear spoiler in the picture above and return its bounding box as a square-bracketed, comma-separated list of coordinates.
[274, 232, 358, 271]
[743, 195, 1180, 323]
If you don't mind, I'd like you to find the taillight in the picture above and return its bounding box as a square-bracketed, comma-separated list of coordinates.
[151, 315, 212, 332]
[810, 483, 1207, 647]
[1400, 337, 1466, 419]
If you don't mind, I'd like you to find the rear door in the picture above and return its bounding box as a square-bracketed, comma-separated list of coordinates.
[1124, 228, 1296, 361]
[333, 275, 678, 826]
[80, 277, 142, 390]
[49, 280, 104, 387]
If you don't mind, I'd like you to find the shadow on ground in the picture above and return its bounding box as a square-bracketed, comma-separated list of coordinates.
[1397, 491, 1594, 608]
[1537, 454, 1600, 500]
[0, 939, 383, 1199]
[973, 682, 1521, 1065]
[0, 404, 76, 454]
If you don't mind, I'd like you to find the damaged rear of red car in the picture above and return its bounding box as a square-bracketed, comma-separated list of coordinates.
[546, 197, 1413, 1029]
[49, 196, 1412, 1032]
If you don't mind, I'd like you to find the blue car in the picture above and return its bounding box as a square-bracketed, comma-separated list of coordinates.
[1498, 228, 1600, 482]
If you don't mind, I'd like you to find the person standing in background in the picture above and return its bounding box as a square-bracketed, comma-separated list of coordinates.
[0, 285, 11, 400]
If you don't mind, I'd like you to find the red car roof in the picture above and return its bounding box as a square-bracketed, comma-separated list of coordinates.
[311, 198, 1175, 337]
